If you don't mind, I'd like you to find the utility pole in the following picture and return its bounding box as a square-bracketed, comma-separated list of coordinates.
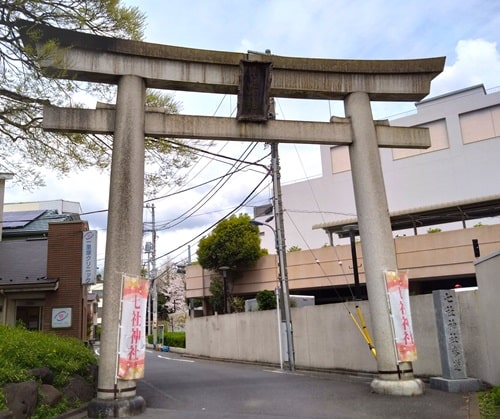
[265, 96, 295, 371]
[265, 97, 295, 371]
[270, 142, 295, 371]
[145, 241, 152, 337]
[146, 204, 158, 346]
[151, 204, 158, 347]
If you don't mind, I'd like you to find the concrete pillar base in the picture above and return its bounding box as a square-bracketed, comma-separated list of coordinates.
[371, 378, 424, 396]
[87, 395, 146, 418]
[430, 376, 482, 392]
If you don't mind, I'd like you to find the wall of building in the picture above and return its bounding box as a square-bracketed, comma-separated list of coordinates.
[4, 199, 82, 215]
[44, 221, 89, 340]
[256, 85, 500, 252]
[186, 286, 496, 384]
[186, 223, 500, 299]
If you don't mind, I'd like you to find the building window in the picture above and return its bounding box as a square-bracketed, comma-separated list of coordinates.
[392, 119, 449, 160]
[330, 145, 351, 173]
[459, 105, 500, 144]
[16, 306, 41, 331]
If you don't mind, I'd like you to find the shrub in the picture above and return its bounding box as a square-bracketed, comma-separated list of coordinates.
[149, 331, 186, 348]
[230, 296, 245, 312]
[164, 332, 186, 348]
[427, 227, 442, 233]
[256, 290, 277, 310]
[479, 386, 500, 418]
[0, 324, 97, 416]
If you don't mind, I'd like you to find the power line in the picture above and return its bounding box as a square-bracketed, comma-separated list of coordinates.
[153, 171, 270, 264]
[80, 149, 269, 217]
[157, 142, 262, 230]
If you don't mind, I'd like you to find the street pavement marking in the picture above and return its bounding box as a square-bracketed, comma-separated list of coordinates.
[157, 355, 195, 363]
[263, 368, 304, 376]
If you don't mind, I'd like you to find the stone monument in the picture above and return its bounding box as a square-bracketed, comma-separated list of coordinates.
[430, 289, 482, 392]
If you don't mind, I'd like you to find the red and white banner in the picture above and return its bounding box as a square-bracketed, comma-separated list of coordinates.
[384, 270, 417, 363]
[117, 274, 149, 380]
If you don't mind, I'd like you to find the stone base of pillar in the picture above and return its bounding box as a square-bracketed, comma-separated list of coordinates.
[430, 376, 482, 392]
[371, 378, 424, 396]
[87, 395, 146, 418]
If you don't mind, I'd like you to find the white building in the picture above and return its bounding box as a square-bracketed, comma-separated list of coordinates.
[4, 199, 82, 215]
[254, 84, 500, 251]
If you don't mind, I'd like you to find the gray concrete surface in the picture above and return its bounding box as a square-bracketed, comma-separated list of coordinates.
[61, 349, 482, 419]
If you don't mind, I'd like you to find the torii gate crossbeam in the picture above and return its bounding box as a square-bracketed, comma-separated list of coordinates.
[18, 20, 444, 417]
[43, 106, 432, 148]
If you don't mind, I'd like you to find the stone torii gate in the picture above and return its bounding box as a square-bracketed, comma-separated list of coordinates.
[19, 21, 444, 416]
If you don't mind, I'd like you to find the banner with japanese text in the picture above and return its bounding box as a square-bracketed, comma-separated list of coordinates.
[81, 230, 97, 285]
[117, 274, 149, 380]
[384, 270, 417, 363]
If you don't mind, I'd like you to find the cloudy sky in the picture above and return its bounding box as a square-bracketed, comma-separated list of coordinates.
[5, 0, 500, 269]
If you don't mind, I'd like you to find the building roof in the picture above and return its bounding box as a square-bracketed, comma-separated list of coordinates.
[2, 209, 46, 228]
[0, 276, 59, 293]
[313, 194, 500, 238]
[1, 209, 80, 238]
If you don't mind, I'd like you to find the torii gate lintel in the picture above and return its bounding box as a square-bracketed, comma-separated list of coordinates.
[43, 106, 432, 149]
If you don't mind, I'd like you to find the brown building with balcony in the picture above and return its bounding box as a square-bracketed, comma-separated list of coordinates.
[186, 221, 500, 313]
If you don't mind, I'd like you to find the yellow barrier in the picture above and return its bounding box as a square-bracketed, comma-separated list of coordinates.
[349, 305, 377, 359]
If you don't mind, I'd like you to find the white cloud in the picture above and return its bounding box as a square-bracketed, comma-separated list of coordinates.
[432, 39, 500, 95]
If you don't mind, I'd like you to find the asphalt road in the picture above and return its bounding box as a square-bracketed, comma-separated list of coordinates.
[135, 350, 475, 419]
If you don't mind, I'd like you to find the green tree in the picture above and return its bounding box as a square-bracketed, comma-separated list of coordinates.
[196, 213, 267, 271]
[0, 1, 195, 193]
[256, 289, 276, 311]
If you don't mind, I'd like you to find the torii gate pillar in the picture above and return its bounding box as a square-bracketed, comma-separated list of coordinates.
[87, 75, 147, 416]
[345, 92, 422, 395]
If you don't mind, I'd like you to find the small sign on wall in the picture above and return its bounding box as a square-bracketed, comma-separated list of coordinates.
[52, 307, 72, 328]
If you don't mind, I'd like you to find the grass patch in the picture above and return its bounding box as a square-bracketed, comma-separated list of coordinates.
[478, 386, 500, 419]
[0, 324, 97, 417]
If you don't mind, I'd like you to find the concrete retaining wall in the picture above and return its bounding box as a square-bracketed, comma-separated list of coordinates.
[186, 288, 497, 384]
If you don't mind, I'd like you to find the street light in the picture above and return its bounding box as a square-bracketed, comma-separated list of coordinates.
[251, 219, 295, 371]
[342, 224, 362, 300]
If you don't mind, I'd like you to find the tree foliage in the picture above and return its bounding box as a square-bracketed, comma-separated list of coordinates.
[0, 1, 196, 193]
[196, 213, 267, 272]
